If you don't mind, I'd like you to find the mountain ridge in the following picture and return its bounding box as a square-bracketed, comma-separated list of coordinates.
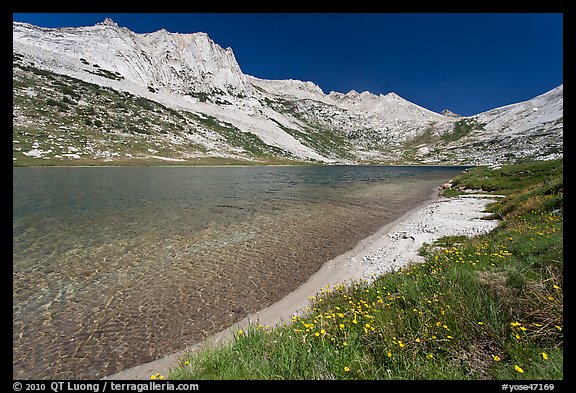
[12, 19, 563, 166]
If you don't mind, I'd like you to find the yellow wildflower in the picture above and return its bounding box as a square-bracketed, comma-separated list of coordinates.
[541, 352, 549, 360]
[387, 351, 392, 357]
[493, 355, 501, 362]
[339, 324, 345, 329]
[514, 365, 524, 373]
[344, 366, 350, 373]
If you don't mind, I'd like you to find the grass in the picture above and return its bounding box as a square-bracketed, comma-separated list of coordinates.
[12, 155, 311, 167]
[443, 159, 563, 197]
[441, 118, 485, 143]
[401, 127, 438, 163]
[13, 63, 304, 165]
[85, 66, 124, 81]
[262, 97, 354, 160]
[187, 113, 292, 159]
[168, 159, 562, 380]
[271, 120, 354, 161]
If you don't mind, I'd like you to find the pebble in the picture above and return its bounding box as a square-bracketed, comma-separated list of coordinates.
[361, 195, 501, 280]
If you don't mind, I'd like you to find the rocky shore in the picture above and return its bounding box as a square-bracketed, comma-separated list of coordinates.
[359, 194, 502, 280]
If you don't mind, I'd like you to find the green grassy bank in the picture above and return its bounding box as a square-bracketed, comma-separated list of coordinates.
[166, 159, 562, 380]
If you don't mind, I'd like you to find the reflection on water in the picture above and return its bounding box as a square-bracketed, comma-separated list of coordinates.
[13, 165, 463, 379]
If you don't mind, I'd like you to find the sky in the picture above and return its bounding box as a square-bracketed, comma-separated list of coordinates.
[12, 13, 563, 116]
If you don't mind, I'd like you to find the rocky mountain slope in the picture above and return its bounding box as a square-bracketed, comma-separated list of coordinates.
[13, 19, 563, 166]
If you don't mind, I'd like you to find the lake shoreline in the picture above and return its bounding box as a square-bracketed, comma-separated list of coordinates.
[14, 166, 465, 379]
[13, 163, 471, 168]
[104, 185, 501, 380]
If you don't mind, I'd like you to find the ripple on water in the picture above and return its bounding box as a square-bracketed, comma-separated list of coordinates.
[13, 166, 462, 379]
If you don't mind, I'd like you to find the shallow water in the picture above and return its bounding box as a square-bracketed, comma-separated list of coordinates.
[13, 165, 463, 379]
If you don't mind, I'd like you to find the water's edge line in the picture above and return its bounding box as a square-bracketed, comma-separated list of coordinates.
[102, 183, 446, 380]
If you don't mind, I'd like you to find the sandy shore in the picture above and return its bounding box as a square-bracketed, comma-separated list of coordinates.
[104, 189, 502, 380]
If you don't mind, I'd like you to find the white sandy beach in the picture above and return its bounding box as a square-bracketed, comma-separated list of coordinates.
[104, 189, 502, 380]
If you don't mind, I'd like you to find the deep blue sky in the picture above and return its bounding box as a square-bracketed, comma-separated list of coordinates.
[13, 13, 563, 116]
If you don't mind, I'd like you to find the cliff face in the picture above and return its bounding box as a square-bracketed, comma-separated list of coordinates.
[13, 19, 254, 96]
[13, 20, 563, 166]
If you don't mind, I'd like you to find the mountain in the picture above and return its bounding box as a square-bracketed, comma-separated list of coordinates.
[441, 109, 461, 118]
[12, 20, 563, 166]
[13, 18, 253, 96]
